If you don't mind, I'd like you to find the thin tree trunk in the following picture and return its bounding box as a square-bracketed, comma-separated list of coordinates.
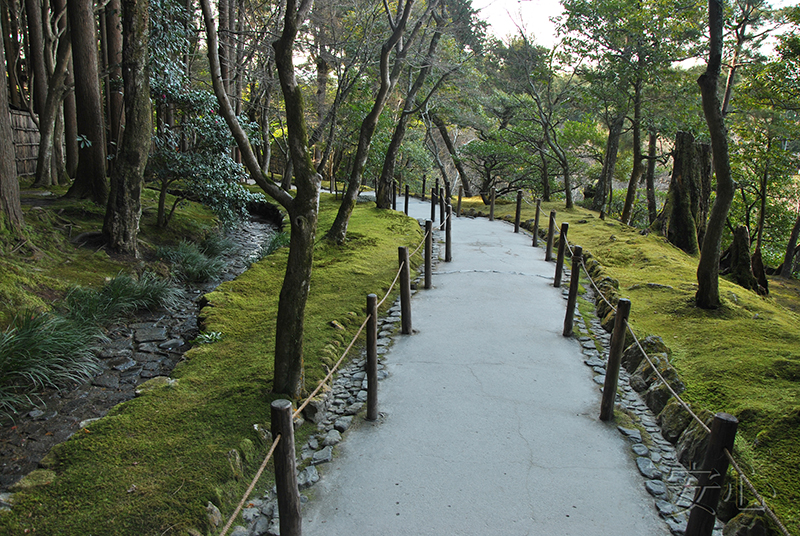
[696, 0, 735, 309]
[0, 16, 24, 232]
[65, 0, 108, 203]
[540, 147, 550, 201]
[103, 0, 150, 255]
[201, 0, 318, 397]
[33, 29, 71, 187]
[431, 112, 473, 197]
[326, 0, 419, 244]
[780, 204, 800, 278]
[2, 0, 23, 108]
[756, 138, 770, 252]
[646, 129, 657, 224]
[592, 112, 625, 212]
[105, 0, 124, 170]
[377, 27, 442, 209]
[622, 78, 644, 225]
[24, 0, 47, 115]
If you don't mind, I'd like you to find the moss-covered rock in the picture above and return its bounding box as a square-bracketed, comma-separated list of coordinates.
[622, 335, 670, 373]
[9, 470, 56, 491]
[658, 398, 693, 444]
[677, 408, 714, 469]
[723, 509, 769, 536]
[644, 382, 674, 415]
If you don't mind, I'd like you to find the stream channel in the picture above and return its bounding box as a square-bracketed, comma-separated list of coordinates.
[0, 209, 282, 496]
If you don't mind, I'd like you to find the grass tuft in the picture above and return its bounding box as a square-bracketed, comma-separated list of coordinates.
[156, 240, 226, 283]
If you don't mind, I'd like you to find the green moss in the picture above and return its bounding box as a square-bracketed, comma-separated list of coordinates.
[0, 194, 422, 535]
[461, 196, 800, 533]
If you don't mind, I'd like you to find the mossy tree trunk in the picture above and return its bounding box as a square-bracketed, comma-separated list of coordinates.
[0, 16, 24, 233]
[780, 206, 800, 278]
[102, 0, 151, 256]
[201, 0, 319, 397]
[651, 131, 710, 255]
[727, 226, 759, 291]
[696, 0, 735, 309]
[621, 76, 644, 225]
[645, 129, 658, 224]
[591, 112, 625, 212]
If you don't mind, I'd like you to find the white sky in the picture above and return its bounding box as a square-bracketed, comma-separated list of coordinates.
[475, 0, 799, 53]
[474, 0, 563, 47]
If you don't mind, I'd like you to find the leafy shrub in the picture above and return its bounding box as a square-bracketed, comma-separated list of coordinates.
[0, 311, 104, 417]
[200, 231, 237, 258]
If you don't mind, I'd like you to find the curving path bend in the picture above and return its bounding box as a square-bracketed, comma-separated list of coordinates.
[302, 197, 671, 536]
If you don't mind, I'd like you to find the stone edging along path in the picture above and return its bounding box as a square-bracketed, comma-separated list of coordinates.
[216, 219, 725, 536]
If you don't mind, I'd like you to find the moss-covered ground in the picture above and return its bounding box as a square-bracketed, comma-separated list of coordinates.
[0, 193, 422, 535]
[460, 196, 800, 533]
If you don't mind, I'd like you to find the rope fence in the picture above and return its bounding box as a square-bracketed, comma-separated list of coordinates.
[220, 200, 445, 536]
[530, 200, 792, 536]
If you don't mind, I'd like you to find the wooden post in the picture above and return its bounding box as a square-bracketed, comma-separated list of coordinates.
[445, 204, 452, 262]
[398, 248, 412, 334]
[457, 185, 463, 217]
[514, 190, 522, 233]
[366, 293, 378, 421]
[545, 210, 557, 261]
[425, 220, 433, 289]
[445, 179, 451, 201]
[685, 413, 740, 536]
[600, 299, 631, 421]
[392, 181, 397, 210]
[404, 185, 409, 216]
[271, 399, 301, 536]
[554, 222, 569, 287]
[430, 188, 437, 222]
[563, 245, 582, 337]
[489, 187, 496, 221]
[532, 199, 541, 247]
[421, 174, 426, 200]
[439, 187, 445, 230]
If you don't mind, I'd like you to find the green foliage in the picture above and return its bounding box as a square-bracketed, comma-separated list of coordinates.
[61, 272, 182, 327]
[156, 241, 226, 283]
[0, 311, 103, 417]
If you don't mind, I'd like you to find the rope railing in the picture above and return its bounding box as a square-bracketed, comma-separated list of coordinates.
[547, 212, 792, 536]
[219, 434, 282, 536]
[221, 216, 436, 535]
[724, 449, 793, 536]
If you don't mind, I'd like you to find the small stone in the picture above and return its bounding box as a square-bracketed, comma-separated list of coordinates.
[108, 356, 138, 372]
[334, 416, 353, 432]
[655, 499, 676, 517]
[345, 402, 364, 415]
[312, 446, 333, 464]
[206, 502, 222, 527]
[636, 457, 663, 480]
[665, 515, 687, 535]
[323, 430, 342, 446]
[267, 518, 281, 536]
[631, 444, 649, 457]
[307, 437, 319, 450]
[230, 527, 248, 536]
[297, 466, 320, 489]
[28, 409, 45, 419]
[584, 356, 605, 367]
[250, 515, 271, 536]
[92, 371, 120, 389]
[618, 427, 642, 443]
[593, 375, 606, 385]
[159, 338, 185, 349]
[356, 390, 368, 402]
[135, 327, 168, 343]
[645, 479, 667, 497]
[242, 507, 260, 523]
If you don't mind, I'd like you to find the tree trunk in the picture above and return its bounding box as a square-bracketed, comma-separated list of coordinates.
[780, 206, 800, 278]
[0, 17, 24, 232]
[726, 225, 758, 291]
[326, 0, 417, 244]
[104, 0, 124, 170]
[696, 0, 735, 309]
[65, 0, 108, 204]
[645, 130, 657, 224]
[621, 78, 643, 225]
[201, 0, 318, 397]
[33, 29, 71, 188]
[651, 131, 711, 255]
[2, 0, 23, 108]
[24, 0, 47, 116]
[592, 112, 625, 212]
[377, 28, 442, 209]
[540, 148, 550, 201]
[103, 0, 150, 256]
[755, 139, 770, 252]
[431, 112, 473, 197]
